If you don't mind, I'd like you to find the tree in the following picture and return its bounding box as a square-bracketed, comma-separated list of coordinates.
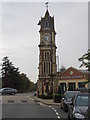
[29, 81, 37, 92]
[1, 56, 37, 92]
[1, 56, 20, 88]
[1, 56, 19, 77]
[19, 73, 30, 92]
[78, 49, 90, 84]
[78, 49, 90, 71]
[60, 65, 66, 72]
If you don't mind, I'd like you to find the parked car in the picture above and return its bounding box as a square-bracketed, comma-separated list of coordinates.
[0, 87, 17, 95]
[77, 87, 88, 93]
[68, 93, 90, 120]
[85, 106, 90, 120]
[61, 91, 80, 112]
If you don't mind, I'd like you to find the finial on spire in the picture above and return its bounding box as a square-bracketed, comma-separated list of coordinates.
[45, 2, 49, 11]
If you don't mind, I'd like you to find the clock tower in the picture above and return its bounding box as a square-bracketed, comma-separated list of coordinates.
[37, 7, 57, 96]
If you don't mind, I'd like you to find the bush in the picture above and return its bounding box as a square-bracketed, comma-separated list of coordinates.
[42, 95, 53, 99]
[38, 95, 42, 98]
[53, 94, 63, 103]
[38, 94, 53, 99]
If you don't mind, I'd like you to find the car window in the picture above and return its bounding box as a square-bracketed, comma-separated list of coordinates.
[64, 92, 79, 99]
[76, 95, 90, 106]
[4, 88, 11, 90]
[8, 88, 11, 90]
[4, 88, 9, 90]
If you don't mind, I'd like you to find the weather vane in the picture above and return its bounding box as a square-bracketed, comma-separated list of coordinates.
[45, 2, 49, 10]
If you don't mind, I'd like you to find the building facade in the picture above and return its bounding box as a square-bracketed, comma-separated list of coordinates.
[58, 67, 89, 93]
[37, 9, 57, 95]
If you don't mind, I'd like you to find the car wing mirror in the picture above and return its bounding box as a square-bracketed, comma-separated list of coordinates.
[70, 102, 73, 105]
[69, 100, 74, 106]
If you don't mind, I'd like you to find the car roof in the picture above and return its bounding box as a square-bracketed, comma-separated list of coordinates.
[2, 87, 13, 89]
[65, 91, 80, 93]
[64, 91, 80, 96]
[77, 93, 90, 96]
[77, 87, 88, 90]
[66, 91, 80, 92]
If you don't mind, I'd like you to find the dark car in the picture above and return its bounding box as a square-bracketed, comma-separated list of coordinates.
[0, 87, 17, 95]
[61, 91, 80, 112]
[68, 93, 90, 120]
[77, 87, 88, 93]
[85, 106, 90, 120]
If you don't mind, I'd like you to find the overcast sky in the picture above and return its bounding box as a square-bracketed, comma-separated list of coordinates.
[0, 1, 88, 83]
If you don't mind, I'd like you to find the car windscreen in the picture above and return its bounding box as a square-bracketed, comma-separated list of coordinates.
[64, 92, 79, 99]
[76, 95, 90, 106]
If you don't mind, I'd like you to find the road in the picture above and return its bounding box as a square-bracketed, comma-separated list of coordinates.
[1, 93, 68, 119]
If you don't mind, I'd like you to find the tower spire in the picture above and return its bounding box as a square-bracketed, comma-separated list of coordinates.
[45, 2, 49, 11]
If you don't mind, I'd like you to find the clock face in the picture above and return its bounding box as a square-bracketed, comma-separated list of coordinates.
[43, 33, 50, 42]
[44, 35, 49, 41]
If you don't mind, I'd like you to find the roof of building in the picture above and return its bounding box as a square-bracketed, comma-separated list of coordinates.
[58, 66, 90, 80]
[79, 69, 90, 74]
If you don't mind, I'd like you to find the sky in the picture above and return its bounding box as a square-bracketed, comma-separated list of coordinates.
[0, 1, 88, 83]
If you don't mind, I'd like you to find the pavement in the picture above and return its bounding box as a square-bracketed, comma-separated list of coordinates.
[31, 96, 61, 106]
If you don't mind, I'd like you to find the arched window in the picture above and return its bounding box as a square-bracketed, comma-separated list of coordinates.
[44, 62, 45, 73]
[47, 52, 49, 60]
[44, 51, 50, 60]
[44, 62, 51, 74]
[45, 52, 47, 60]
[46, 62, 48, 73]
[49, 62, 50, 73]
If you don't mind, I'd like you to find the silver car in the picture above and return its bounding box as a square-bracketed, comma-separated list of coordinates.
[0, 87, 17, 95]
[68, 93, 90, 120]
